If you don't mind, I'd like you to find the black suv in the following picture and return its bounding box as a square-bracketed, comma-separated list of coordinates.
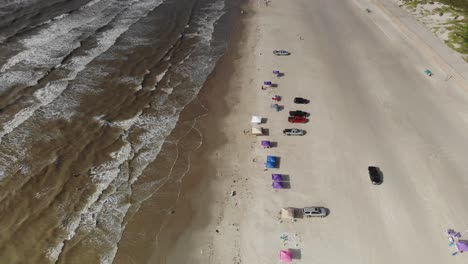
[368, 166, 382, 185]
[289, 110, 310, 117]
[293, 97, 309, 104]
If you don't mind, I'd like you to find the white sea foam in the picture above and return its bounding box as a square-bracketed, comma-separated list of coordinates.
[1, 0, 229, 262]
[0, 0, 168, 142]
[185, 0, 225, 44]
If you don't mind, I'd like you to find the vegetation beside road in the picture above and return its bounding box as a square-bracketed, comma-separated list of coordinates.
[400, 0, 468, 60]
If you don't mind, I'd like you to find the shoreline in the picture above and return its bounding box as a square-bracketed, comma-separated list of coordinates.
[160, 2, 253, 263]
[112, 1, 249, 263]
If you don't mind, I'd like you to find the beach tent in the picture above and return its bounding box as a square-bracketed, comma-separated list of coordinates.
[252, 127, 263, 135]
[456, 241, 468, 252]
[264, 81, 272, 86]
[261, 140, 271, 148]
[272, 181, 283, 189]
[271, 103, 280, 111]
[281, 207, 295, 220]
[251, 116, 262, 124]
[266, 155, 278, 168]
[272, 174, 282, 181]
[279, 250, 293, 262]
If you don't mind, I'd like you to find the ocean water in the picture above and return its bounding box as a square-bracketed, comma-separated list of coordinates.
[0, 0, 239, 262]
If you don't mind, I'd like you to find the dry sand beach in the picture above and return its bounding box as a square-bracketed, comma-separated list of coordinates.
[162, 0, 468, 263]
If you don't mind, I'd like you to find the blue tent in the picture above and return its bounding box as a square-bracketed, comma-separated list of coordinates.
[266, 156, 278, 168]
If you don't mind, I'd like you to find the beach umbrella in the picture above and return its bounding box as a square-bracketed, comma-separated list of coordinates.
[264, 81, 272, 86]
[279, 250, 293, 262]
[261, 140, 271, 148]
[272, 174, 282, 181]
[272, 181, 283, 189]
[273, 70, 280, 75]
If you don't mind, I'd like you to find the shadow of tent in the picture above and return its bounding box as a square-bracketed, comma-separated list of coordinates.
[293, 208, 304, 219]
[288, 248, 301, 259]
[280, 174, 290, 181]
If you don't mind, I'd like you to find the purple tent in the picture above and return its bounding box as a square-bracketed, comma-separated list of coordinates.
[272, 181, 283, 189]
[261, 140, 271, 148]
[264, 81, 272, 86]
[272, 174, 283, 181]
[456, 241, 468, 252]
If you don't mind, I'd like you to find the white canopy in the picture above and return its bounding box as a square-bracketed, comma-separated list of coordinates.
[251, 127, 263, 135]
[281, 207, 295, 219]
[251, 116, 262, 124]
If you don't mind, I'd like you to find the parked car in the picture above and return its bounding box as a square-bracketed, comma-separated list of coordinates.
[283, 128, 305, 136]
[368, 166, 383, 185]
[294, 97, 309, 104]
[289, 110, 310, 117]
[288, 116, 308, 123]
[303, 207, 327, 218]
[273, 50, 290, 56]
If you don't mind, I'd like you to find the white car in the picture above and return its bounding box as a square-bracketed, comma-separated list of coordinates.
[273, 50, 290, 56]
[303, 207, 327, 218]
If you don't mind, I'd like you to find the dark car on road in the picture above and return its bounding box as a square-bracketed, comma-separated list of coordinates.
[273, 50, 290, 56]
[288, 116, 308, 123]
[289, 110, 310, 117]
[294, 97, 309, 104]
[368, 166, 382, 185]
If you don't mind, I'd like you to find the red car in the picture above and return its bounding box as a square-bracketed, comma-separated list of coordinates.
[288, 116, 308, 123]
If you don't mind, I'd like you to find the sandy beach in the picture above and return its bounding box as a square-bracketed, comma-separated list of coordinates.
[159, 0, 468, 263]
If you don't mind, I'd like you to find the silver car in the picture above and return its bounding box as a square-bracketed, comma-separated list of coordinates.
[283, 128, 305, 136]
[303, 207, 327, 218]
[273, 50, 290, 56]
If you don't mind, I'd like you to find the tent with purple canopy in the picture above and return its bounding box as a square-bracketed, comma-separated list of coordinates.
[261, 140, 271, 148]
[279, 250, 293, 262]
[272, 174, 282, 181]
[456, 241, 468, 252]
[272, 181, 283, 189]
[264, 81, 272, 86]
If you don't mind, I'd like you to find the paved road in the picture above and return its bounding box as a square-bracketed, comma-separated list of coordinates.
[254, 0, 468, 263]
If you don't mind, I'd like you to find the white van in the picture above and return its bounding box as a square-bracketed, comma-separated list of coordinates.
[303, 207, 327, 218]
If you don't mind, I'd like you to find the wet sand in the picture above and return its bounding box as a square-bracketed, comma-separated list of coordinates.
[112, 2, 246, 264]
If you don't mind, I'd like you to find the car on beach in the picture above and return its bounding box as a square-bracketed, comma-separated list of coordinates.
[273, 50, 290, 56]
[283, 128, 305, 136]
[293, 97, 309, 104]
[368, 166, 383, 185]
[288, 116, 308, 123]
[289, 110, 310, 117]
[303, 207, 327, 218]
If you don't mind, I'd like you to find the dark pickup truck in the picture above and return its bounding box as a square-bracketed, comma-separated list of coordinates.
[289, 110, 310, 117]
